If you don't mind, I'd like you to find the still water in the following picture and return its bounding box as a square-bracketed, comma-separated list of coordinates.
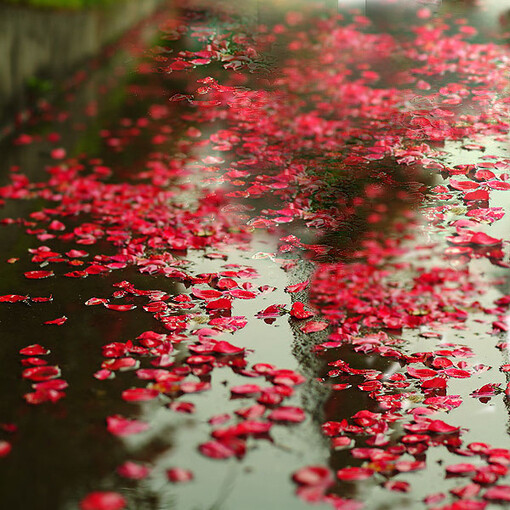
[0, 1, 509, 509]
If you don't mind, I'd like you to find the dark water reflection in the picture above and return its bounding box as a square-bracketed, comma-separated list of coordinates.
[0, 13, 186, 510]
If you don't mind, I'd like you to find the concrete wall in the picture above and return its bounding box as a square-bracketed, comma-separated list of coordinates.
[0, 0, 165, 123]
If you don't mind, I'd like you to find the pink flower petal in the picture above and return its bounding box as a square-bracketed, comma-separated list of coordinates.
[80, 492, 126, 510]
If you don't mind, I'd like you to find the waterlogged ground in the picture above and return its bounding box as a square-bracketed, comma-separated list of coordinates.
[0, 1, 510, 509]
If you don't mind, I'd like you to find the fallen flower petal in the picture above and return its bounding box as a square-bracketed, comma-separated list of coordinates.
[24, 270, 54, 279]
[166, 467, 194, 483]
[199, 438, 246, 459]
[446, 463, 477, 475]
[230, 384, 262, 396]
[117, 461, 151, 480]
[212, 341, 244, 354]
[0, 294, 28, 303]
[484, 485, 510, 501]
[85, 298, 109, 306]
[106, 415, 149, 436]
[0, 441, 12, 457]
[384, 480, 410, 492]
[205, 298, 232, 310]
[19, 344, 50, 356]
[80, 492, 126, 510]
[285, 280, 309, 293]
[192, 288, 223, 300]
[121, 388, 159, 402]
[44, 316, 67, 325]
[427, 420, 460, 434]
[104, 304, 137, 311]
[22, 365, 60, 381]
[292, 465, 333, 486]
[300, 321, 328, 333]
[290, 302, 314, 319]
[268, 406, 305, 423]
[337, 467, 374, 481]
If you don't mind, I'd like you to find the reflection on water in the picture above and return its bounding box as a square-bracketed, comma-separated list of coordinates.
[0, 1, 509, 509]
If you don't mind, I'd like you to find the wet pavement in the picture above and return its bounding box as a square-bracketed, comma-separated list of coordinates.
[0, 1, 510, 509]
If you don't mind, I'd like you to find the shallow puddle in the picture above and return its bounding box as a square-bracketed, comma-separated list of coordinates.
[1, 1, 510, 509]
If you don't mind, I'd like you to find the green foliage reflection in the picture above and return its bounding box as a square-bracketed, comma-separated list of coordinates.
[2, 0, 117, 10]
